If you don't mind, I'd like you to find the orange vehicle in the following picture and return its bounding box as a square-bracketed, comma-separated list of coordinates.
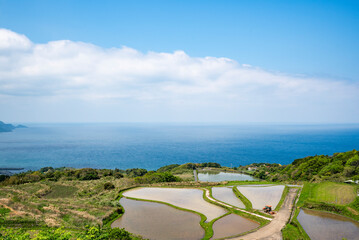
[263, 205, 275, 214]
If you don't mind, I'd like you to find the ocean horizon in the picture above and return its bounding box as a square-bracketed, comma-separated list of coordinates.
[1, 123, 359, 171]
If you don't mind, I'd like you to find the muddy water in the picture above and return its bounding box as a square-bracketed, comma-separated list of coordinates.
[112, 198, 204, 240]
[297, 209, 359, 240]
[198, 172, 256, 182]
[236, 185, 284, 209]
[123, 187, 226, 221]
[211, 214, 259, 239]
[212, 187, 245, 208]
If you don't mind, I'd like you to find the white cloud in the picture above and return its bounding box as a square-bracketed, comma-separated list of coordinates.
[0, 28, 358, 122]
[0, 29, 32, 51]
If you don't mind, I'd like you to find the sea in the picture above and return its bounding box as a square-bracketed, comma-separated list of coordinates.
[1, 123, 359, 171]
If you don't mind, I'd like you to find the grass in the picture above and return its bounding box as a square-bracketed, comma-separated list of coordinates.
[282, 220, 310, 240]
[274, 185, 289, 211]
[306, 182, 356, 205]
[44, 184, 78, 199]
[0, 177, 136, 229]
[232, 187, 253, 210]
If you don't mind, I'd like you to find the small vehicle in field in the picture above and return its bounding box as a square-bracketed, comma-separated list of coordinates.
[263, 205, 275, 215]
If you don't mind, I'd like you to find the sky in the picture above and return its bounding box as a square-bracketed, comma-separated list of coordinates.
[0, 0, 358, 123]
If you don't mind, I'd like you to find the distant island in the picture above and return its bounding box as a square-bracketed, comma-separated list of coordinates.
[0, 121, 27, 132]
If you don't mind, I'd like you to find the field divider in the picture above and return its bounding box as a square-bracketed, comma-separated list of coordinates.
[203, 188, 273, 221]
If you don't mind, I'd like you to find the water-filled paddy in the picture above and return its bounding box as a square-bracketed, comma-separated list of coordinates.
[123, 187, 227, 221]
[211, 214, 259, 239]
[112, 198, 204, 240]
[211, 187, 245, 208]
[198, 172, 256, 182]
[297, 209, 359, 240]
[236, 185, 285, 209]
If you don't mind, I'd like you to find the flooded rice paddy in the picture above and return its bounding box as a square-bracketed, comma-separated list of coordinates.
[297, 209, 359, 240]
[236, 185, 285, 209]
[211, 187, 245, 208]
[123, 187, 227, 221]
[211, 214, 259, 239]
[112, 198, 204, 240]
[198, 172, 256, 182]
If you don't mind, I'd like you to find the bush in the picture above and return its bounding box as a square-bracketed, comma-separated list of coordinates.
[104, 182, 115, 190]
[134, 172, 181, 184]
[125, 168, 147, 178]
[76, 168, 100, 180]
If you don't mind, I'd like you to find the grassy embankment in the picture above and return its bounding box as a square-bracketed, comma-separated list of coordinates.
[275, 185, 289, 211]
[0, 178, 137, 229]
[282, 182, 359, 240]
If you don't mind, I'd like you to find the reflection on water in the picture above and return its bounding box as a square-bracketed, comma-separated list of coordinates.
[237, 185, 284, 209]
[297, 209, 359, 240]
[211, 214, 259, 239]
[212, 187, 245, 208]
[198, 172, 256, 182]
[112, 198, 204, 240]
[123, 187, 226, 221]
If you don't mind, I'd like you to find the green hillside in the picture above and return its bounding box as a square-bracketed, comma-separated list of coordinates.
[241, 149, 359, 182]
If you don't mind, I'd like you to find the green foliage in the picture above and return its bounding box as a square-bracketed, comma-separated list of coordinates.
[102, 208, 124, 228]
[0, 226, 140, 240]
[0, 208, 10, 221]
[282, 222, 309, 240]
[198, 162, 221, 168]
[134, 172, 181, 184]
[0, 175, 9, 182]
[76, 169, 100, 181]
[156, 164, 180, 172]
[0, 167, 129, 186]
[79, 226, 132, 240]
[349, 196, 359, 211]
[125, 168, 147, 178]
[103, 182, 115, 190]
[346, 155, 359, 167]
[240, 150, 359, 182]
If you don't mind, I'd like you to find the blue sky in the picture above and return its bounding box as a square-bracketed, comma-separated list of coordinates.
[1, 0, 358, 79]
[0, 0, 358, 123]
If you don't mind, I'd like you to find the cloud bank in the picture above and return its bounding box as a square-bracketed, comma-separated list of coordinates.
[0, 28, 358, 123]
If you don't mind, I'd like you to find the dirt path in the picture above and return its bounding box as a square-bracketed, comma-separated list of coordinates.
[204, 189, 273, 221]
[230, 188, 298, 240]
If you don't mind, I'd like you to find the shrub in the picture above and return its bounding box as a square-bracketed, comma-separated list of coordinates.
[104, 182, 115, 190]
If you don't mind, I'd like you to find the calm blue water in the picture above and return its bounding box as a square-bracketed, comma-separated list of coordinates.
[0, 123, 359, 171]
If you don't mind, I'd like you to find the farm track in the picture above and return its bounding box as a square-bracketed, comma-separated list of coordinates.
[230, 188, 298, 240]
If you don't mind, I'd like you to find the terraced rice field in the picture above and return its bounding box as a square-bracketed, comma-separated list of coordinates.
[297, 209, 359, 240]
[211, 214, 259, 239]
[236, 185, 285, 210]
[112, 198, 204, 240]
[211, 187, 245, 208]
[198, 172, 256, 182]
[123, 187, 227, 221]
[307, 182, 356, 205]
